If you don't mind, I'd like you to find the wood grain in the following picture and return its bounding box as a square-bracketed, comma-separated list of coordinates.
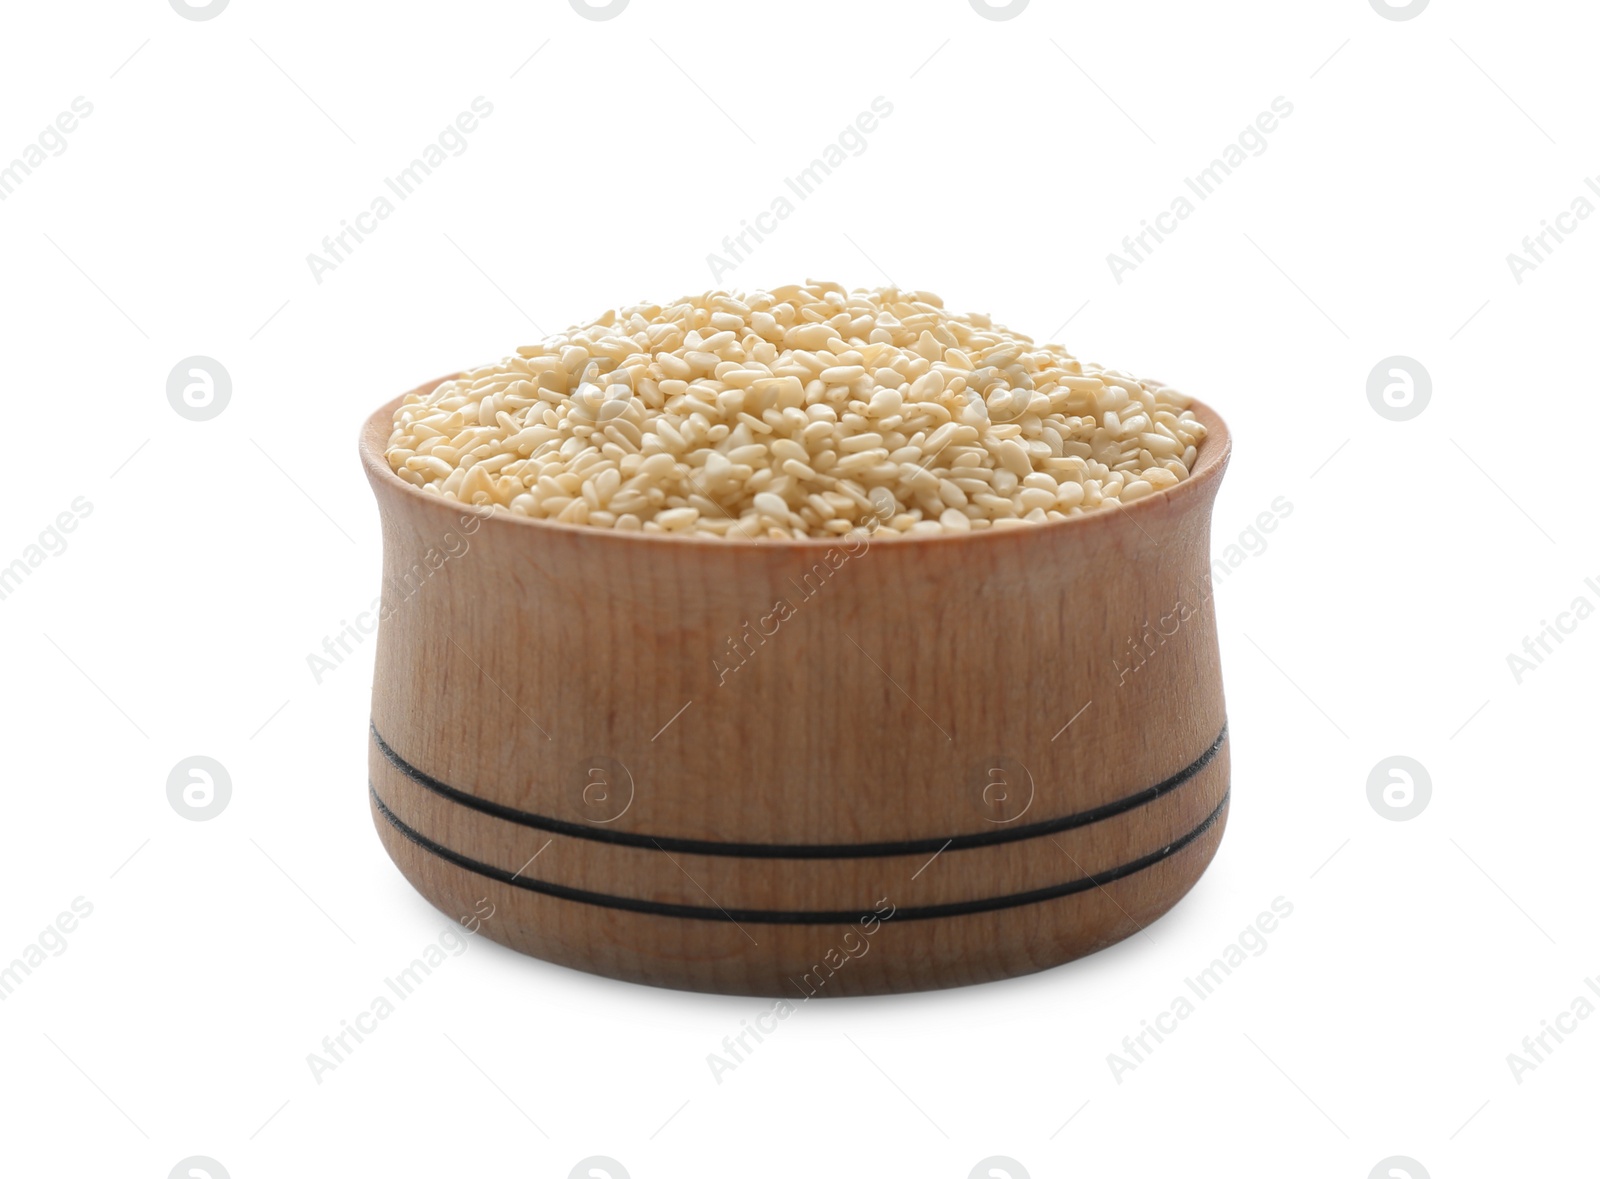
[360, 381, 1233, 995]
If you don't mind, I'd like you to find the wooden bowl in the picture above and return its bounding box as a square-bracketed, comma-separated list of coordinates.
[361, 380, 1232, 996]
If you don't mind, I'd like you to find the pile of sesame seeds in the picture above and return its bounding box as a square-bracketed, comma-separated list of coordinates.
[386, 282, 1206, 539]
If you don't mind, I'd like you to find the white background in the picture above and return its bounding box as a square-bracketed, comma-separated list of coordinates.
[1, 1, 1595, 1176]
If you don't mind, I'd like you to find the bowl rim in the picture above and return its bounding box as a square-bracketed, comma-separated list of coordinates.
[359, 377, 1231, 550]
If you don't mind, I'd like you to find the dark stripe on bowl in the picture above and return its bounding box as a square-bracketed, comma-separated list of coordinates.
[370, 721, 1227, 860]
[369, 784, 1229, 926]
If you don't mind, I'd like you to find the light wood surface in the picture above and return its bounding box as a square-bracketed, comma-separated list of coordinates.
[361, 380, 1233, 995]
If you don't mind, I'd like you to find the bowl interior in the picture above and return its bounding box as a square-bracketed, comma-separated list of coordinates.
[359, 378, 1232, 548]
